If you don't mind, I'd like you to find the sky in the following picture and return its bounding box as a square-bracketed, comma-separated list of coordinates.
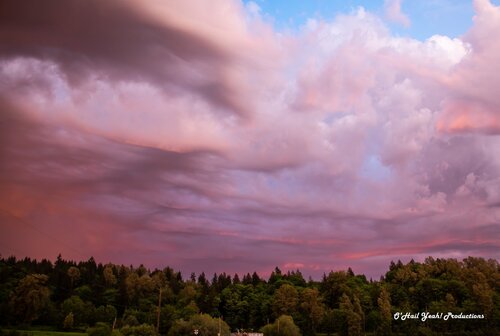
[0, 0, 499, 280]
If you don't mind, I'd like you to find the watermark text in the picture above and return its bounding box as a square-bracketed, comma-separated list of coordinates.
[393, 312, 484, 321]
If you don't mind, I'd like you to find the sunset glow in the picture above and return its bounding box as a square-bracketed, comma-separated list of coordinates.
[1, 0, 499, 279]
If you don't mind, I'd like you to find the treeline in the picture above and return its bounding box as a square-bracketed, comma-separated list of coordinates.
[0, 255, 498, 335]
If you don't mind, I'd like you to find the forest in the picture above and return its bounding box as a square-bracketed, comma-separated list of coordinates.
[0, 255, 498, 336]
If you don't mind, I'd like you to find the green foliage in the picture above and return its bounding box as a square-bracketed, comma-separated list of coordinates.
[0, 330, 85, 336]
[299, 288, 324, 335]
[220, 284, 266, 329]
[120, 324, 157, 336]
[61, 296, 95, 327]
[74, 286, 93, 303]
[260, 315, 301, 336]
[63, 313, 74, 330]
[320, 271, 352, 309]
[272, 284, 298, 318]
[121, 312, 139, 327]
[376, 287, 391, 335]
[103, 267, 117, 287]
[86, 323, 111, 336]
[167, 314, 230, 336]
[339, 294, 362, 336]
[95, 306, 117, 324]
[9, 274, 51, 323]
[101, 290, 118, 307]
[1, 256, 499, 335]
[0, 326, 87, 336]
[67, 267, 80, 289]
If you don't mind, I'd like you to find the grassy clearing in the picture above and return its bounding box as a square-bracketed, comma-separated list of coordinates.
[2, 330, 86, 336]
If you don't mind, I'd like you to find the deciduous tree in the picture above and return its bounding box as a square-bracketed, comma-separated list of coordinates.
[10, 274, 51, 323]
[272, 284, 298, 318]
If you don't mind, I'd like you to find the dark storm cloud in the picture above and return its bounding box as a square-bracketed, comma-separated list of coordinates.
[0, 0, 252, 117]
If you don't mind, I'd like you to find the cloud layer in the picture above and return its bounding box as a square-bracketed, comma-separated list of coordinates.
[1, 0, 499, 278]
[385, 0, 411, 27]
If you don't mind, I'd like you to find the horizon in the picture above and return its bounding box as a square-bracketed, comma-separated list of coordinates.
[1, 0, 500, 281]
[2, 253, 491, 283]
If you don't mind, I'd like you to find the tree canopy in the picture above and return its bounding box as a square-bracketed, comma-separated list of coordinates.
[0, 255, 498, 335]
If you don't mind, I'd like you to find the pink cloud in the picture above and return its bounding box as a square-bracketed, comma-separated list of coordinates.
[384, 0, 410, 27]
[1, 0, 499, 279]
[437, 0, 500, 135]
